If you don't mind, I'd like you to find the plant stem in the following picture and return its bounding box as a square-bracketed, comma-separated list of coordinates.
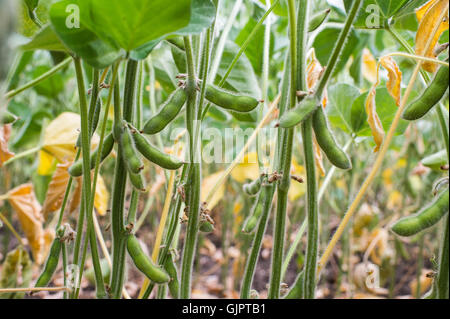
[437, 215, 449, 299]
[268, 0, 299, 299]
[109, 59, 138, 299]
[180, 36, 201, 299]
[73, 57, 106, 299]
[2, 146, 41, 166]
[5, 57, 71, 99]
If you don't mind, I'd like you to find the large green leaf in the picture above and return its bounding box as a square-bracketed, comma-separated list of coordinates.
[313, 24, 359, 76]
[176, 0, 216, 35]
[79, 0, 192, 52]
[235, 17, 274, 76]
[20, 25, 67, 52]
[215, 41, 261, 97]
[326, 84, 361, 135]
[350, 87, 409, 137]
[343, 0, 412, 29]
[49, 0, 122, 69]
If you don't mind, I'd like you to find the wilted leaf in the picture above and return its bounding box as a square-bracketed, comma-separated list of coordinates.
[0, 246, 32, 299]
[365, 87, 385, 152]
[42, 112, 99, 163]
[362, 48, 378, 83]
[201, 170, 226, 209]
[380, 56, 402, 106]
[41, 161, 71, 219]
[230, 152, 259, 183]
[0, 125, 14, 167]
[37, 150, 55, 176]
[6, 184, 45, 264]
[307, 49, 324, 90]
[415, 0, 449, 72]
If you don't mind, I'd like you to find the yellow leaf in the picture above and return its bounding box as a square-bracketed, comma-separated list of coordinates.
[230, 152, 259, 183]
[94, 175, 109, 216]
[362, 48, 378, 83]
[365, 87, 385, 152]
[7, 184, 46, 264]
[415, 0, 449, 72]
[201, 170, 226, 209]
[380, 56, 402, 106]
[42, 112, 99, 163]
[0, 125, 14, 167]
[37, 150, 56, 176]
[69, 177, 82, 214]
[41, 161, 71, 219]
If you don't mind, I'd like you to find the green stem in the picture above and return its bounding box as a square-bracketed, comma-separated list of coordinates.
[180, 36, 201, 299]
[2, 146, 41, 166]
[5, 57, 71, 99]
[315, 0, 363, 99]
[110, 59, 138, 299]
[240, 184, 275, 298]
[73, 58, 106, 299]
[437, 215, 449, 299]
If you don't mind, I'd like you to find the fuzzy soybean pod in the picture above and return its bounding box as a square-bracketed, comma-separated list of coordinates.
[242, 193, 263, 234]
[243, 177, 262, 196]
[68, 133, 115, 177]
[312, 107, 352, 170]
[164, 254, 180, 299]
[279, 97, 318, 128]
[132, 129, 183, 170]
[128, 171, 147, 192]
[127, 235, 170, 284]
[1, 110, 18, 124]
[34, 238, 62, 288]
[120, 125, 144, 174]
[391, 189, 449, 237]
[205, 84, 259, 113]
[402, 64, 449, 121]
[142, 88, 187, 135]
[308, 8, 330, 32]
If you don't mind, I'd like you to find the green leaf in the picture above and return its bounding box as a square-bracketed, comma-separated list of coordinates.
[215, 41, 261, 97]
[0, 247, 32, 299]
[313, 24, 359, 76]
[32, 65, 64, 97]
[79, 0, 192, 52]
[343, 0, 412, 29]
[20, 25, 67, 52]
[49, 0, 122, 69]
[176, 0, 216, 35]
[24, 0, 39, 12]
[235, 17, 274, 75]
[350, 87, 409, 137]
[326, 84, 361, 134]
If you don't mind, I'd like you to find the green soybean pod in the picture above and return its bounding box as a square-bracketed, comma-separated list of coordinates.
[142, 88, 187, 135]
[164, 254, 180, 299]
[230, 110, 258, 123]
[243, 177, 262, 196]
[1, 110, 18, 124]
[312, 107, 352, 170]
[120, 126, 144, 174]
[279, 97, 318, 128]
[128, 171, 147, 192]
[205, 84, 260, 113]
[391, 189, 449, 237]
[242, 194, 263, 234]
[127, 235, 170, 283]
[34, 238, 62, 288]
[402, 64, 449, 121]
[132, 129, 183, 170]
[308, 8, 331, 32]
[69, 133, 115, 177]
